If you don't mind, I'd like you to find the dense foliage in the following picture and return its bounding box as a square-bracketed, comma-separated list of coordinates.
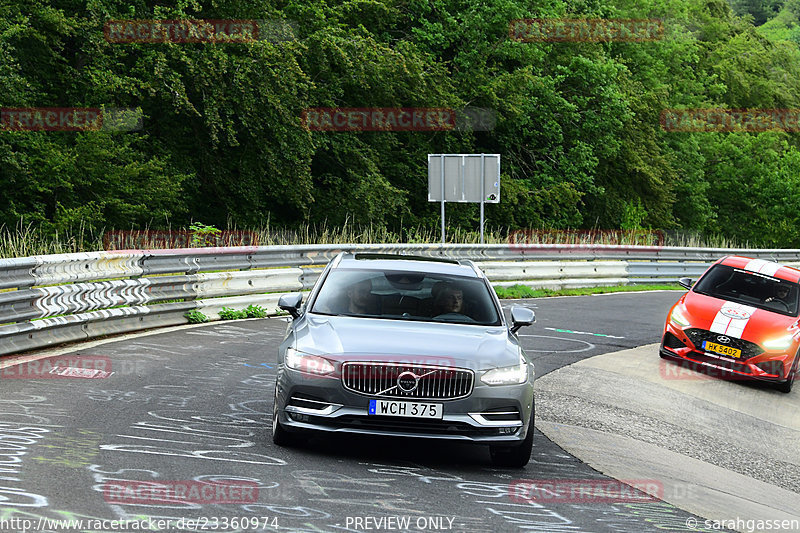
[3, 0, 800, 246]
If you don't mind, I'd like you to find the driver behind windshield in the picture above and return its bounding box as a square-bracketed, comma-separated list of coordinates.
[765, 283, 791, 305]
[433, 283, 464, 315]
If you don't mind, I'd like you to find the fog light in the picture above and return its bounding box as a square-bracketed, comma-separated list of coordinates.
[288, 412, 309, 422]
[498, 427, 518, 435]
[754, 360, 784, 377]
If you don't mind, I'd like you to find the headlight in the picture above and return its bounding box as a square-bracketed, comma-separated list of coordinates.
[669, 307, 690, 327]
[763, 335, 794, 351]
[285, 348, 335, 375]
[481, 352, 528, 386]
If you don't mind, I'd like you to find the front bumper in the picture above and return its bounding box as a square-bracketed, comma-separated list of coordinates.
[275, 367, 535, 443]
[661, 323, 793, 383]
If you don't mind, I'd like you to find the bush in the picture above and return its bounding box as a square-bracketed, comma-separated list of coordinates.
[244, 304, 268, 318]
[184, 310, 209, 323]
[219, 307, 248, 320]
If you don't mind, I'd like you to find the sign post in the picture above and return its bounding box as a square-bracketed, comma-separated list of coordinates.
[428, 154, 500, 244]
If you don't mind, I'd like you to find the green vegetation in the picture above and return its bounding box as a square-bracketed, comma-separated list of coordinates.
[730, 0, 784, 25]
[219, 304, 269, 320]
[189, 222, 222, 247]
[219, 307, 248, 320]
[4, 0, 800, 249]
[184, 309, 209, 323]
[758, 1, 800, 43]
[244, 304, 269, 318]
[494, 283, 682, 299]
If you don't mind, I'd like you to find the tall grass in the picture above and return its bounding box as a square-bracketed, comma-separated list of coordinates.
[662, 231, 746, 249]
[250, 216, 509, 246]
[0, 218, 752, 259]
[0, 222, 104, 258]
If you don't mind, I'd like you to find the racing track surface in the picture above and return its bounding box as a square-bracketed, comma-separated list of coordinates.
[0, 291, 749, 533]
[536, 344, 800, 528]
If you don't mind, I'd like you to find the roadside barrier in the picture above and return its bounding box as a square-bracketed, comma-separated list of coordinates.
[1, 244, 797, 356]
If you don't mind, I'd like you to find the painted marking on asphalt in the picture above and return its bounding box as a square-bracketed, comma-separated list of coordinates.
[243, 363, 273, 368]
[544, 327, 625, 339]
[518, 335, 595, 353]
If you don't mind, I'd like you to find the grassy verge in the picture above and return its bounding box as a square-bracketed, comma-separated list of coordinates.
[493, 283, 682, 299]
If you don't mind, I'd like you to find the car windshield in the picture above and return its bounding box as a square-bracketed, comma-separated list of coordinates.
[311, 268, 501, 325]
[692, 264, 800, 317]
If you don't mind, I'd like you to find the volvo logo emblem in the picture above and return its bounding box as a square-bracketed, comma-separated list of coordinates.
[716, 336, 731, 344]
[397, 371, 419, 392]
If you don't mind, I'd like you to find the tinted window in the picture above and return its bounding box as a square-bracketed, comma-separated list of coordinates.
[693, 264, 799, 316]
[311, 269, 501, 325]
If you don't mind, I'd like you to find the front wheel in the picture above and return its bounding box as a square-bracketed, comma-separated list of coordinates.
[489, 407, 534, 468]
[272, 384, 297, 446]
[776, 356, 799, 394]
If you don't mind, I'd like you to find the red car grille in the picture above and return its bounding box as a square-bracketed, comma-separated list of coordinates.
[685, 329, 763, 359]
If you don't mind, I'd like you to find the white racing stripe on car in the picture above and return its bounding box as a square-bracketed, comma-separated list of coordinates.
[744, 258, 781, 277]
[709, 301, 756, 338]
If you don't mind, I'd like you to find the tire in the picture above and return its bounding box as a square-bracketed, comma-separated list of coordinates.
[490, 408, 534, 468]
[776, 356, 799, 394]
[271, 384, 297, 446]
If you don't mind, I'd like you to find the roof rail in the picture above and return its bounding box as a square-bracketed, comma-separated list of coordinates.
[352, 253, 459, 265]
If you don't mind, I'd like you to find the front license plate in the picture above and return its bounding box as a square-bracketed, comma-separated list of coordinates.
[368, 399, 443, 419]
[703, 341, 742, 359]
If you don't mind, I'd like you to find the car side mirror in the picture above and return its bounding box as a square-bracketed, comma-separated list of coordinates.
[510, 306, 535, 334]
[678, 277, 694, 290]
[278, 293, 303, 319]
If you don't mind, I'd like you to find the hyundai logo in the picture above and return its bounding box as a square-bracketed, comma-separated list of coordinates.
[716, 336, 731, 344]
[397, 371, 419, 392]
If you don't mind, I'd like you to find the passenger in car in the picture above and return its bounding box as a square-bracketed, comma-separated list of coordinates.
[346, 278, 379, 315]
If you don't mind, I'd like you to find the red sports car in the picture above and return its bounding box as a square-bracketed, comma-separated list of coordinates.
[661, 255, 800, 393]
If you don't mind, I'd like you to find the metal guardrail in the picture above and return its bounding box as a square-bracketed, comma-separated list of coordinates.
[1, 243, 799, 357]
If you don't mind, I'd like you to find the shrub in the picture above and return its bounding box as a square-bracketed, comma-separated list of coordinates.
[184, 310, 209, 323]
[244, 304, 268, 318]
[219, 307, 248, 320]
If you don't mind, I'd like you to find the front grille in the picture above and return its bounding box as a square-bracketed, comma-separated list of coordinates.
[342, 362, 474, 400]
[685, 329, 763, 359]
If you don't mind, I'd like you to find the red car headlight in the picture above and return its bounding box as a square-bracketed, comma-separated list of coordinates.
[762, 335, 794, 351]
[669, 307, 690, 327]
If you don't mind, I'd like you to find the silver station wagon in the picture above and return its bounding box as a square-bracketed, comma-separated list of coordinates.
[272, 253, 536, 466]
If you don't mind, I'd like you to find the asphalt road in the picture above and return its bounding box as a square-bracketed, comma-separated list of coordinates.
[0, 290, 732, 533]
